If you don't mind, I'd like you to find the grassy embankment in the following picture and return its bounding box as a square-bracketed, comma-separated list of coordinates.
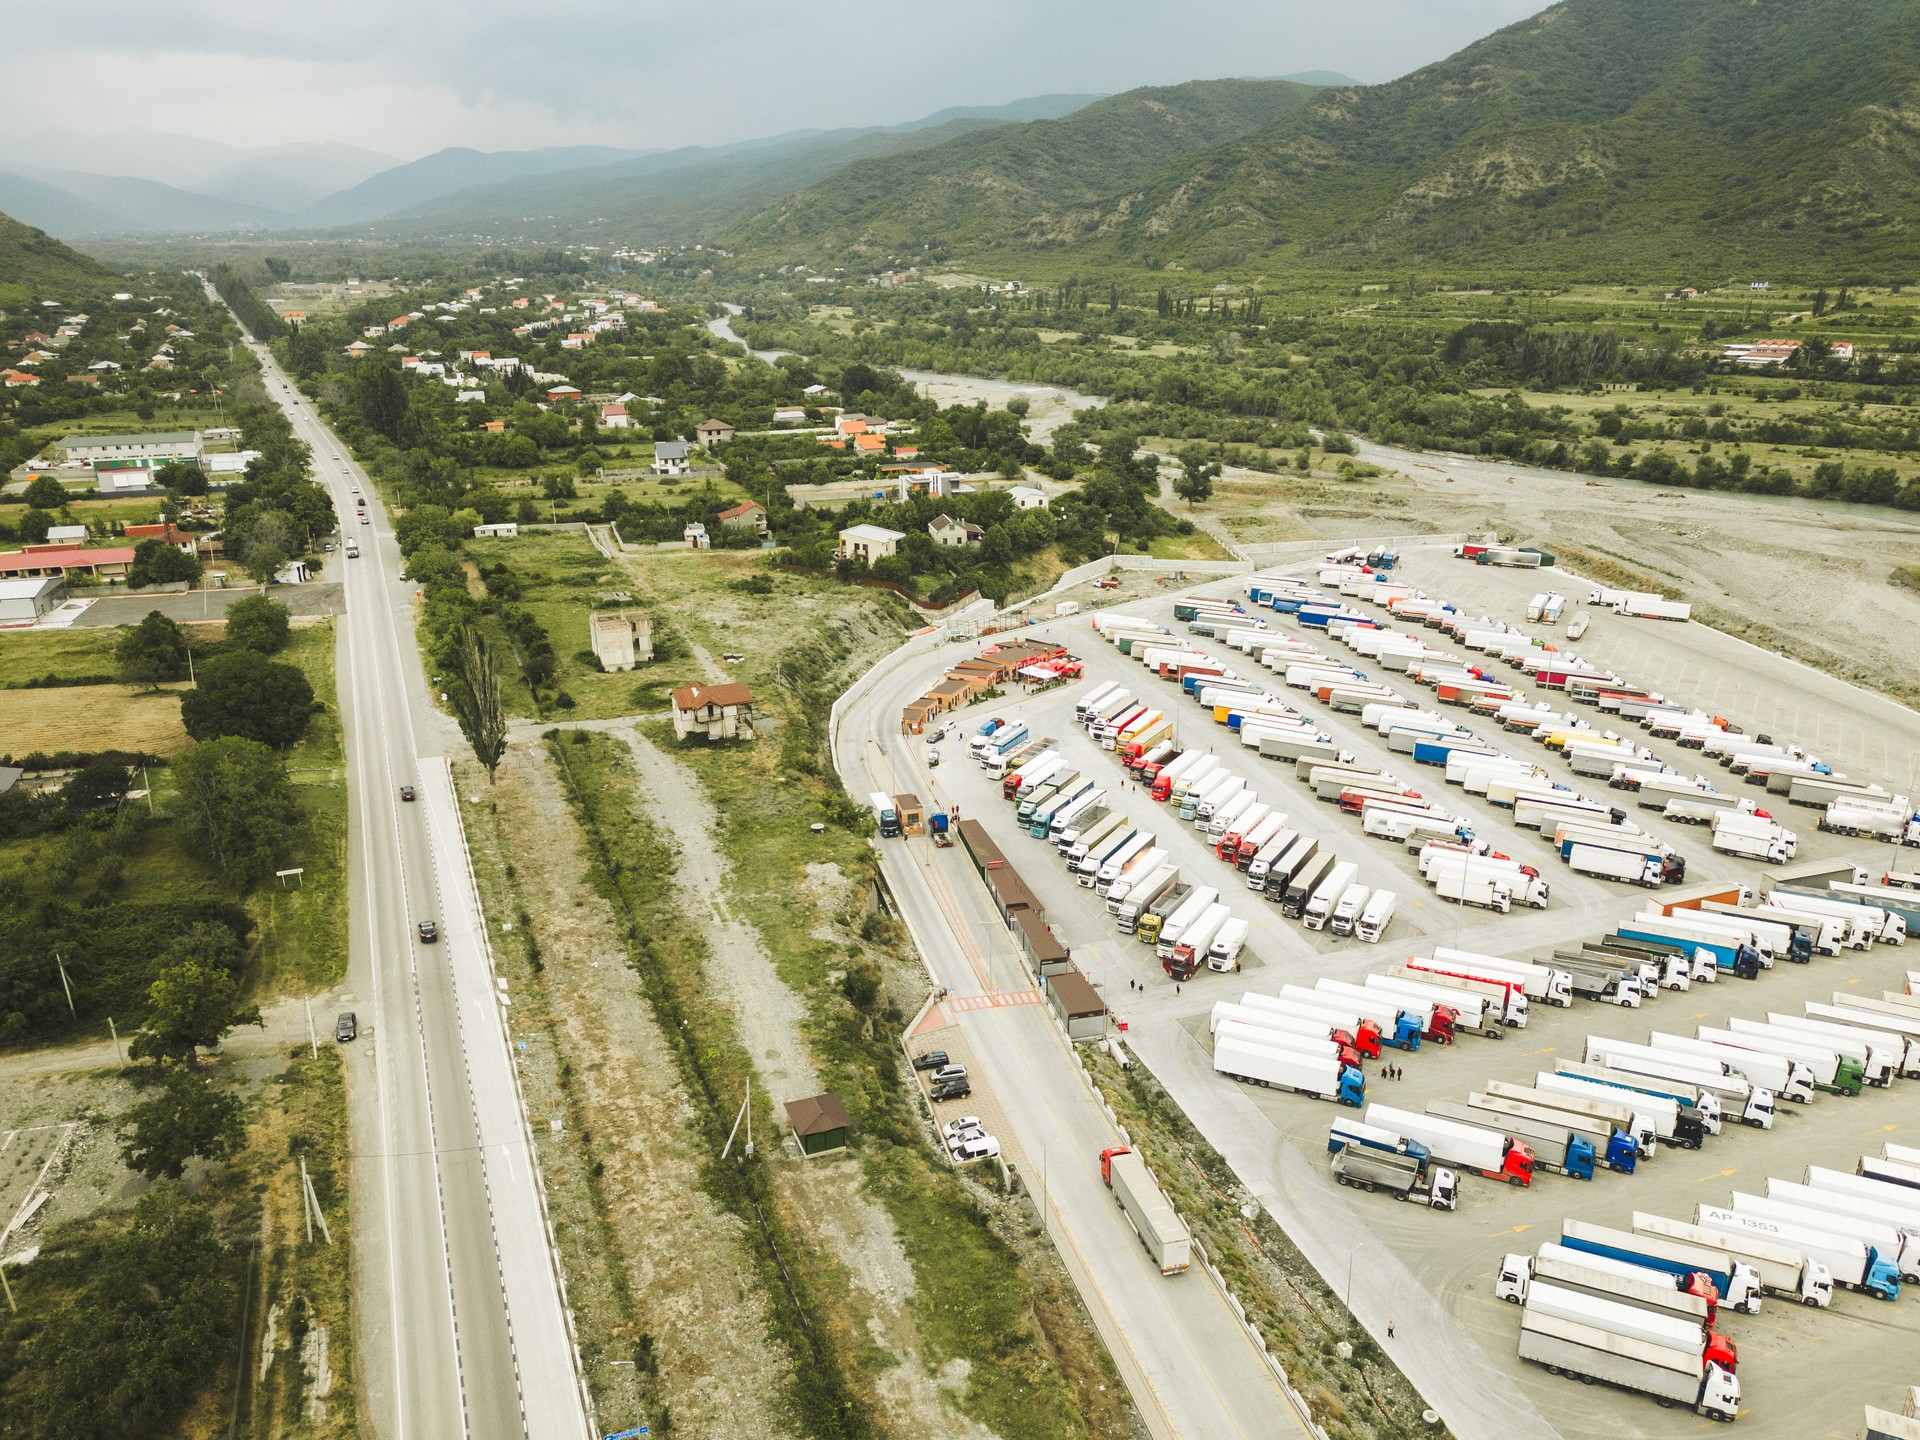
[1084, 1048, 1446, 1440]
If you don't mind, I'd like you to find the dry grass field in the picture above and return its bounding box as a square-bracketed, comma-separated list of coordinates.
[1, 683, 191, 757]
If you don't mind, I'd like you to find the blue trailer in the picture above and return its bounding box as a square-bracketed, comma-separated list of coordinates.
[1617, 925, 1760, 980]
[1327, 1118, 1432, 1164]
[1414, 739, 1500, 767]
[1559, 1220, 1763, 1312]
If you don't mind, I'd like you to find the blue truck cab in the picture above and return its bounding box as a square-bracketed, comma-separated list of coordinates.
[1327, 1120, 1432, 1164]
[1617, 926, 1759, 980]
[1602, 1129, 1639, 1174]
[1383, 1013, 1423, 1052]
[1562, 1134, 1597, 1180]
[1865, 1248, 1902, 1301]
[1337, 1065, 1366, 1107]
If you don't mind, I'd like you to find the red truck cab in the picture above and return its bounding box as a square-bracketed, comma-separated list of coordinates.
[1422, 1005, 1458, 1044]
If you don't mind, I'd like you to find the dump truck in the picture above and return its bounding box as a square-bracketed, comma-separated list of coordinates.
[1329, 1147, 1457, 1209]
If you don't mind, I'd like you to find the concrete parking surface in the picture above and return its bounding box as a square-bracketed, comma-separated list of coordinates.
[872, 541, 1920, 1439]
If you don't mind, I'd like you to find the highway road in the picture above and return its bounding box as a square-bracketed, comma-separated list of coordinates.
[834, 641, 1314, 1440]
[219, 296, 591, 1440]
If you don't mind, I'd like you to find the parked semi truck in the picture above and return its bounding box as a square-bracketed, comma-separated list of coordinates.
[1421, 1099, 1605, 1179]
[1099, 1148, 1191, 1275]
[1329, 1146, 1457, 1209]
[1486, 1077, 1662, 1155]
[1553, 1060, 1728, 1137]
[1365, 1104, 1533, 1185]
[1560, 1219, 1764, 1313]
[1455, 1093, 1637, 1173]
[1515, 1295, 1738, 1421]
[1693, 1204, 1897, 1300]
[1634, 1211, 1832, 1306]
[1496, 1243, 1718, 1323]
[1212, 1031, 1366, 1106]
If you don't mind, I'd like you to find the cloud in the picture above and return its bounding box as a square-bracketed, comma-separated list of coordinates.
[6, 0, 1555, 158]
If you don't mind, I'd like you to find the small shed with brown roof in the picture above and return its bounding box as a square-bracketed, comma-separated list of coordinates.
[892, 793, 925, 836]
[784, 1092, 850, 1156]
[1044, 970, 1108, 1042]
[1014, 912, 1073, 979]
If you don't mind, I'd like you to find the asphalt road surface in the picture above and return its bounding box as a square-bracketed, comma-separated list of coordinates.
[836, 654, 1315, 1440]
[224, 299, 591, 1440]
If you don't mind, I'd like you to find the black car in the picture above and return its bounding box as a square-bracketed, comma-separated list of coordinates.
[417, 919, 438, 943]
[400, 785, 416, 801]
[912, 1050, 950, 1072]
[335, 1011, 357, 1042]
[930, 1079, 972, 1102]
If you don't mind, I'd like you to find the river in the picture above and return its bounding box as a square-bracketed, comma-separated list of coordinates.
[708, 304, 1103, 443]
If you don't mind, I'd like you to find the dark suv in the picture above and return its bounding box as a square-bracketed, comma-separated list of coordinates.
[912, 1050, 950, 1072]
[930, 1078, 972, 1102]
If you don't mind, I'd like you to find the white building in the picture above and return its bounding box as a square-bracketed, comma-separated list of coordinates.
[837, 524, 904, 563]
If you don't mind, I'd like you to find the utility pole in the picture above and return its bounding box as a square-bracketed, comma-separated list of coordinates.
[0, 1258, 15, 1314]
[305, 999, 318, 1059]
[55, 954, 74, 1016]
[108, 1016, 124, 1067]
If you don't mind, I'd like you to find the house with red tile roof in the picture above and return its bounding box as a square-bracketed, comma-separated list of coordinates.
[0, 545, 137, 580]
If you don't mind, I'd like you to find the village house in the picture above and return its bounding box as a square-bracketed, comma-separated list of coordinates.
[717, 500, 769, 538]
[837, 524, 904, 563]
[0, 543, 137, 583]
[599, 402, 630, 429]
[1007, 485, 1049, 510]
[654, 440, 692, 476]
[123, 522, 198, 555]
[772, 406, 807, 425]
[589, 609, 652, 671]
[59, 431, 203, 467]
[695, 418, 734, 448]
[928, 514, 983, 548]
[0, 575, 69, 625]
[670, 681, 756, 741]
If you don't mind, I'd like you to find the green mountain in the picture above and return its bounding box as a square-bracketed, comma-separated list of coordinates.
[727, 77, 1325, 260]
[370, 94, 1105, 242]
[0, 209, 114, 302]
[1072, 0, 1920, 273]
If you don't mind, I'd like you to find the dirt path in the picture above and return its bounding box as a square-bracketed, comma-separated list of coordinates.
[610, 727, 820, 1097]
[0, 998, 311, 1081]
[472, 744, 795, 1440]
[610, 726, 1004, 1436]
[586, 526, 729, 683]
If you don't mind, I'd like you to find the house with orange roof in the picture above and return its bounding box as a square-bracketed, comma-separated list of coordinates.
[479, 420, 505, 432]
[717, 500, 768, 537]
[835, 416, 869, 437]
[3, 371, 40, 387]
[511, 296, 530, 309]
[852, 434, 886, 453]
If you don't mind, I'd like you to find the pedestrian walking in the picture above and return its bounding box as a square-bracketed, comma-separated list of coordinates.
[1176, 983, 1182, 995]
[1387, 1321, 1395, 1340]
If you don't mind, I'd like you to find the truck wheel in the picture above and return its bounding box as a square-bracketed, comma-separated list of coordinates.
[1803, 1295, 1821, 1307]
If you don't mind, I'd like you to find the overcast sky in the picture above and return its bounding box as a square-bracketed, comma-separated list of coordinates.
[10, 0, 1555, 160]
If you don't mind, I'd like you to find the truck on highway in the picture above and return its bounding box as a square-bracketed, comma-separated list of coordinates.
[1635, 1212, 1832, 1306]
[1329, 1147, 1457, 1209]
[1099, 1148, 1191, 1275]
[1693, 1204, 1898, 1300]
[1496, 1243, 1718, 1323]
[1364, 1103, 1533, 1186]
[1515, 1299, 1738, 1421]
[1212, 1031, 1366, 1106]
[1561, 1219, 1763, 1313]
[869, 792, 901, 838]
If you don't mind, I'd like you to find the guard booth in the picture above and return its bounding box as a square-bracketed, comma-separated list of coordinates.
[893, 793, 925, 836]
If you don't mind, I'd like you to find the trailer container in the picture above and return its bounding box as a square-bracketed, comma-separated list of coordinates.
[1212, 1032, 1365, 1106]
[1364, 1104, 1532, 1185]
[1422, 1099, 1600, 1179]
[1495, 1244, 1717, 1324]
[1099, 1148, 1191, 1275]
[1693, 1205, 1897, 1299]
[1633, 1212, 1831, 1306]
[1515, 1309, 1737, 1420]
[1560, 1219, 1762, 1313]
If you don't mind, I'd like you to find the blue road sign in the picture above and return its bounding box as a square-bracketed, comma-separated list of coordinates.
[604, 1429, 649, 1440]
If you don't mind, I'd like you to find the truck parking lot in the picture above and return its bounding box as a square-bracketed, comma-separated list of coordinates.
[885, 541, 1920, 1438]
